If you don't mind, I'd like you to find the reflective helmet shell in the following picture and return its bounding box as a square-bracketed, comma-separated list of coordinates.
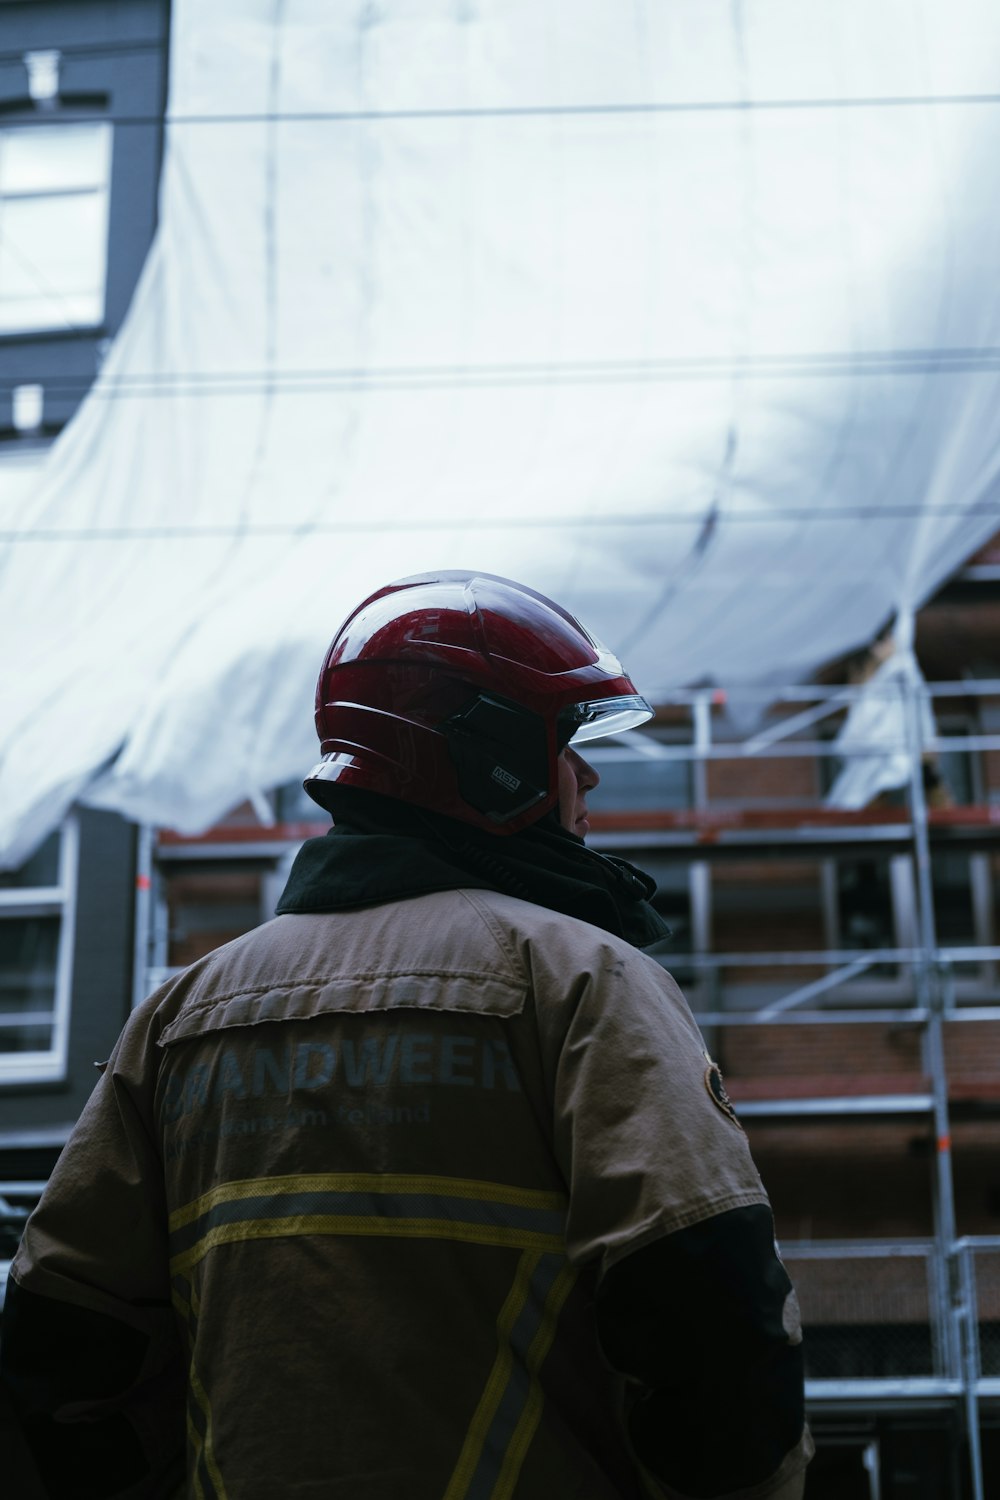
[305, 570, 652, 835]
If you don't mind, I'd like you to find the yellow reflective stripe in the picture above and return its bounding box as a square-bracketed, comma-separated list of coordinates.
[188, 1355, 228, 1500]
[442, 1250, 541, 1500]
[186, 1409, 206, 1500]
[170, 1215, 563, 1278]
[173, 1277, 228, 1500]
[492, 1263, 577, 1500]
[169, 1172, 566, 1232]
[166, 1171, 571, 1498]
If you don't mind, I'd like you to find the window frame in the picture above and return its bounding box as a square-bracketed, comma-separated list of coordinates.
[0, 111, 114, 339]
[0, 815, 79, 1084]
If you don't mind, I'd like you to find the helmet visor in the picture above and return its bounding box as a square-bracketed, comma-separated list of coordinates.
[559, 693, 654, 746]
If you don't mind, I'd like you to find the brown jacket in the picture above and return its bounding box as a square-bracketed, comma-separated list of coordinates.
[7, 888, 808, 1499]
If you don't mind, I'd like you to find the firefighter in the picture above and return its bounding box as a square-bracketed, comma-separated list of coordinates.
[1, 571, 811, 1499]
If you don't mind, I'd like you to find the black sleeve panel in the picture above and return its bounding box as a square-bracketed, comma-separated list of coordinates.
[0, 1279, 182, 1500]
[595, 1204, 805, 1499]
[0, 1377, 47, 1500]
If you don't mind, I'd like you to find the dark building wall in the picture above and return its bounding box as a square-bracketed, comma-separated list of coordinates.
[0, 0, 169, 1147]
[70, 809, 138, 1075]
[0, 810, 136, 1136]
[0, 0, 170, 437]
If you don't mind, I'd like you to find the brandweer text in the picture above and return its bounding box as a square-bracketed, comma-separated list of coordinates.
[162, 1030, 521, 1122]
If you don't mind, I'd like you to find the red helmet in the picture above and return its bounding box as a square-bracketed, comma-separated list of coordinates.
[305, 570, 652, 835]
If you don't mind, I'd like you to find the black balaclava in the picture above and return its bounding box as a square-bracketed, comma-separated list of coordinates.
[277, 784, 670, 951]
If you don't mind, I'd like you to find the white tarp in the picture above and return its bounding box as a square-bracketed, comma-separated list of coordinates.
[825, 639, 937, 810]
[3, 0, 1000, 866]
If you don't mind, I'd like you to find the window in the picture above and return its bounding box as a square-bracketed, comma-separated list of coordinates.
[163, 865, 276, 974]
[1, 1180, 44, 1309]
[0, 121, 112, 334]
[0, 818, 78, 1082]
[586, 733, 693, 813]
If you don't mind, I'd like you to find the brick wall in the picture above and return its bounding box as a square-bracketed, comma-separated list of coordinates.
[706, 749, 820, 803]
[751, 1117, 1000, 1239]
[721, 1021, 924, 1090]
[719, 1019, 1000, 1098]
[710, 860, 827, 979]
[747, 1120, 936, 1239]
[725, 1023, 1000, 1240]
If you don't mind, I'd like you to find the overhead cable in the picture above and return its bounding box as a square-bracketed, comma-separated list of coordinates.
[4, 91, 1000, 130]
[0, 38, 164, 66]
[6, 346, 1000, 396]
[2, 504, 999, 544]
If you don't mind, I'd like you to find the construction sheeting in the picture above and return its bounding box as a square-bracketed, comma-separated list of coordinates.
[825, 643, 936, 810]
[3, 0, 1000, 866]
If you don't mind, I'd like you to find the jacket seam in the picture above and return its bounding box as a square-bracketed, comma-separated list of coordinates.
[455, 889, 527, 981]
[176, 970, 521, 1004]
[157, 969, 524, 1025]
[596, 1189, 771, 1280]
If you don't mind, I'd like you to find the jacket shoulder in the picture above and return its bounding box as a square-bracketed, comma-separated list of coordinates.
[458, 887, 665, 979]
[148, 890, 535, 1043]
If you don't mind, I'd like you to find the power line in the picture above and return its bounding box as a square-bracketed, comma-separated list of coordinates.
[3, 91, 1000, 131]
[6, 347, 1000, 398]
[2, 505, 998, 544]
[14, 344, 1000, 380]
[0, 38, 165, 67]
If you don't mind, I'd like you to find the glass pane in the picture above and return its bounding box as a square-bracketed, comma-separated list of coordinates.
[932, 852, 977, 944]
[0, 917, 58, 1054]
[0, 288, 104, 333]
[838, 858, 897, 968]
[1, 192, 107, 290]
[587, 751, 692, 812]
[0, 1024, 53, 1054]
[0, 191, 108, 332]
[0, 122, 111, 194]
[936, 725, 975, 805]
[0, 830, 60, 890]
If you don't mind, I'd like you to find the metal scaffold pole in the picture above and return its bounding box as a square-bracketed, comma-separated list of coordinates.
[903, 670, 985, 1500]
[957, 1243, 986, 1500]
[691, 691, 715, 1029]
[131, 823, 154, 1011]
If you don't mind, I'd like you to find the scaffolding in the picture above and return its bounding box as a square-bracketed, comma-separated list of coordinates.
[136, 673, 1000, 1497]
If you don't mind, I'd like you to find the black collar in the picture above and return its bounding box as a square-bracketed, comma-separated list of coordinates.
[276, 788, 670, 951]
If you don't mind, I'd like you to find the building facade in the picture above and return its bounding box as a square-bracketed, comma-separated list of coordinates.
[0, 0, 169, 1256]
[1, 4, 999, 1493]
[134, 534, 1000, 1499]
